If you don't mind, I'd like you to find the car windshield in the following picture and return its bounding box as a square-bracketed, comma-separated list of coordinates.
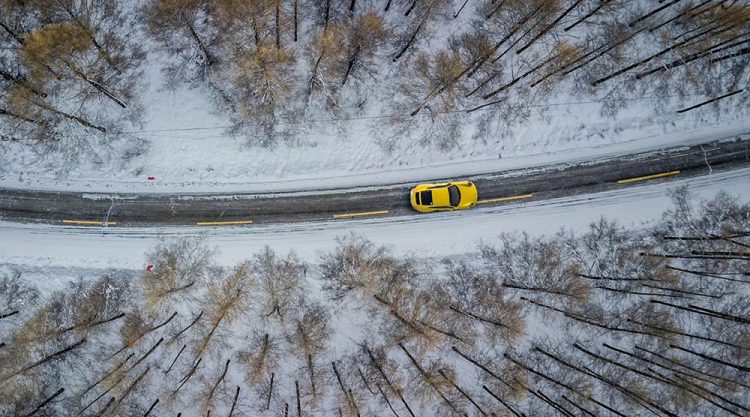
[448, 185, 460, 207]
[420, 191, 433, 206]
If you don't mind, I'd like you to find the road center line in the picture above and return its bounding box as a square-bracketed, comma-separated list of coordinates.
[617, 170, 681, 184]
[333, 210, 389, 219]
[196, 220, 253, 226]
[62, 220, 117, 226]
[476, 194, 533, 204]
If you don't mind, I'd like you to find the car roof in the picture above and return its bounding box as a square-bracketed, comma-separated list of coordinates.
[426, 188, 450, 207]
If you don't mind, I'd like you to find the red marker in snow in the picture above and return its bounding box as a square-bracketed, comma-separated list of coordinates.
[146, 264, 154, 272]
[147, 176, 156, 181]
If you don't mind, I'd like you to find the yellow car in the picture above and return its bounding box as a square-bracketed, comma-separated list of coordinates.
[410, 181, 478, 213]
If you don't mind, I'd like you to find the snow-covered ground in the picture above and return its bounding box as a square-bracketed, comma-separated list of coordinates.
[1, 70, 748, 193]
[2, 166, 748, 270]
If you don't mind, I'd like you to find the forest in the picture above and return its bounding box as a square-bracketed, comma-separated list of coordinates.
[1, 0, 749, 153]
[0, 187, 748, 416]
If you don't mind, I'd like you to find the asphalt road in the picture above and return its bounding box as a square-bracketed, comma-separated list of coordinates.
[1, 136, 748, 227]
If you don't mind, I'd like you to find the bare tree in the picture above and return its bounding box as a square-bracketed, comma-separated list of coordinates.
[142, 238, 213, 311]
[288, 303, 331, 400]
[194, 265, 255, 361]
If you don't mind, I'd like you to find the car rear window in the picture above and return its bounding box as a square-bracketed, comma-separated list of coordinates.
[448, 185, 460, 207]
[420, 191, 433, 206]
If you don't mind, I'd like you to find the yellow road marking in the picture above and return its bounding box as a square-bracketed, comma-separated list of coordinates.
[476, 194, 533, 204]
[62, 220, 116, 226]
[333, 210, 389, 219]
[617, 170, 680, 184]
[196, 220, 253, 226]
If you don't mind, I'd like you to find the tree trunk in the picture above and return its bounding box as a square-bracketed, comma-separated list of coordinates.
[82, 353, 134, 396]
[439, 369, 487, 416]
[157, 282, 195, 298]
[206, 359, 231, 411]
[565, 0, 610, 31]
[595, 284, 686, 298]
[30, 99, 107, 133]
[165, 345, 186, 375]
[649, 0, 711, 32]
[641, 283, 720, 299]
[276, 0, 281, 48]
[466, 6, 537, 78]
[180, 10, 215, 66]
[629, 0, 682, 27]
[517, 349, 629, 417]
[592, 24, 730, 85]
[451, 346, 513, 388]
[307, 354, 317, 399]
[228, 386, 240, 417]
[635, 345, 750, 389]
[175, 358, 201, 394]
[0, 20, 24, 44]
[650, 299, 750, 324]
[128, 337, 164, 372]
[0, 310, 19, 320]
[670, 344, 750, 372]
[666, 265, 749, 283]
[651, 368, 748, 416]
[342, 46, 361, 85]
[151, 311, 177, 333]
[93, 397, 115, 417]
[170, 311, 203, 343]
[324, 0, 331, 30]
[366, 347, 415, 417]
[516, 0, 585, 54]
[377, 384, 400, 417]
[636, 34, 750, 79]
[267, 373, 274, 410]
[4, 338, 86, 382]
[80, 372, 126, 415]
[483, 385, 524, 417]
[404, 0, 418, 16]
[144, 399, 159, 417]
[24, 387, 64, 417]
[676, 90, 744, 113]
[449, 305, 508, 328]
[0, 108, 42, 126]
[357, 367, 375, 395]
[391, 309, 430, 338]
[118, 367, 151, 404]
[502, 281, 582, 299]
[417, 319, 465, 342]
[295, 380, 301, 417]
[536, 389, 576, 417]
[522, 297, 647, 335]
[563, 27, 647, 75]
[561, 395, 599, 417]
[294, 0, 298, 41]
[332, 362, 349, 399]
[393, 1, 436, 62]
[454, 0, 470, 18]
[627, 318, 749, 351]
[398, 343, 458, 413]
[485, 0, 505, 19]
[604, 342, 749, 402]
[0, 70, 47, 97]
[578, 273, 648, 282]
[532, 349, 665, 417]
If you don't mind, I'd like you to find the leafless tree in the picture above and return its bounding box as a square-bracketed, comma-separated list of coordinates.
[142, 238, 214, 311]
